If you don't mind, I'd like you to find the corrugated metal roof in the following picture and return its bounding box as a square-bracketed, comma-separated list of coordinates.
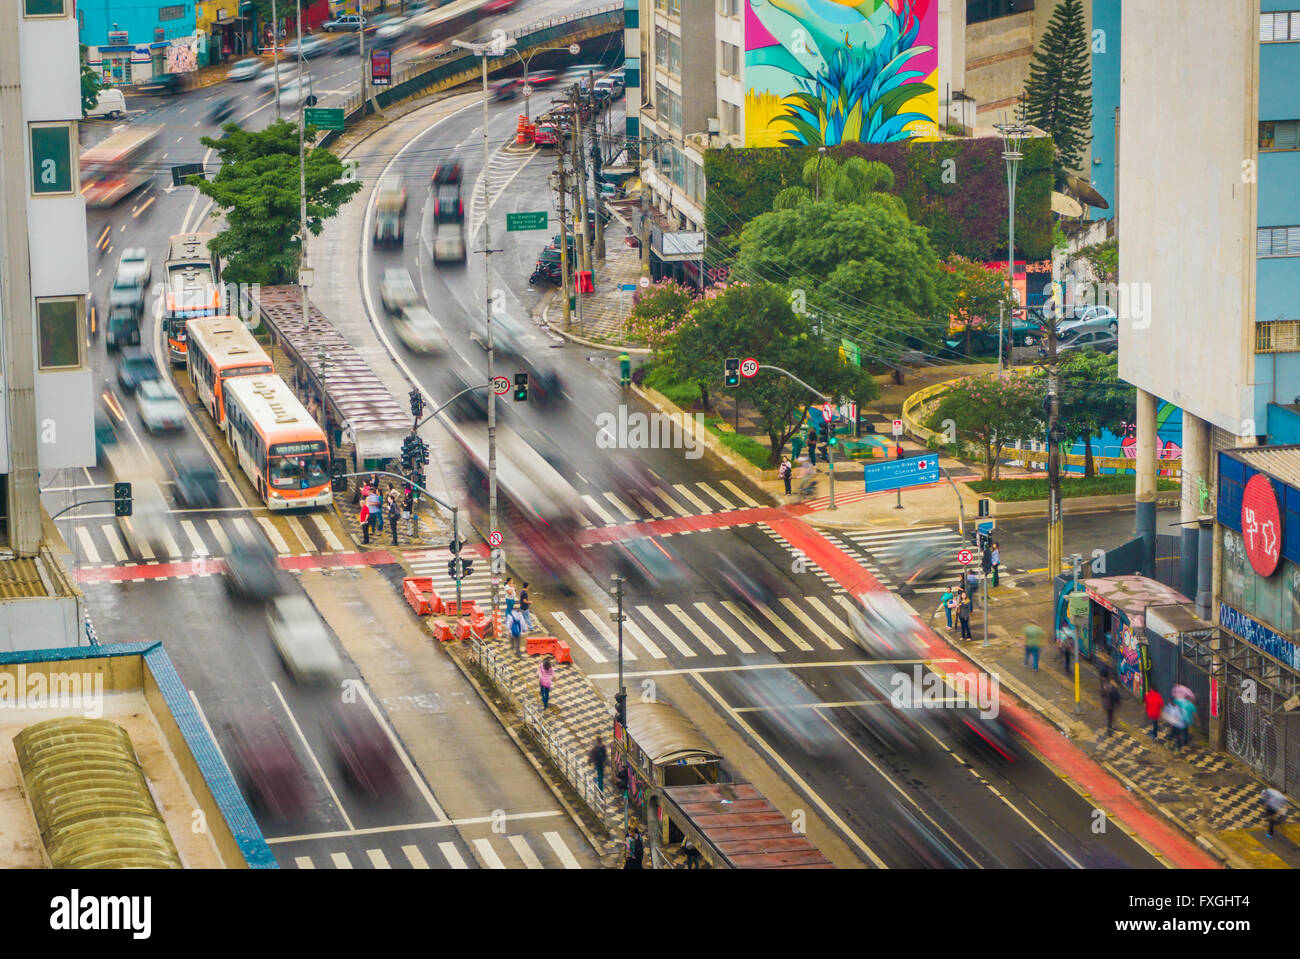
[1228, 445, 1300, 490]
[663, 783, 835, 869]
[256, 287, 410, 460]
[0, 557, 49, 600]
[625, 702, 719, 765]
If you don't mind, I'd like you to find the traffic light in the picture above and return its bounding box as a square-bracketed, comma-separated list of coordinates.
[818, 421, 830, 447]
[401, 434, 416, 471]
[113, 482, 132, 517]
[419, 437, 430, 465]
[614, 765, 629, 793]
[575, 270, 594, 294]
[447, 557, 474, 579]
[513, 373, 528, 402]
[409, 388, 425, 420]
[614, 690, 627, 727]
[724, 358, 740, 388]
[978, 497, 991, 518]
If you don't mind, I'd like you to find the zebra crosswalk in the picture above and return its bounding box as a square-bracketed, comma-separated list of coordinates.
[571, 478, 765, 529]
[286, 830, 585, 870]
[544, 594, 856, 663]
[59, 510, 352, 568]
[838, 525, 972, 594]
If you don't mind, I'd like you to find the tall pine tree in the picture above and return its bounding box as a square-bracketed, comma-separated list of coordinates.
[1023, 0, 1092, 183]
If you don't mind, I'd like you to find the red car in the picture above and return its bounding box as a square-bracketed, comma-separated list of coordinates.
[325, 704, 402, 799]
[533, 123, 560, 147]
[226, 718, 309, 822]
[484, 0, 518, 12]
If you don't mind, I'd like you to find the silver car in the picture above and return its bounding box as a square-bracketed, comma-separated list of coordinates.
[380, 268, 419, 313]
[267, 594, 344, 683]
[137, 380, 185, 433]
[394, 306, 449, 354]
[1054, 304, 1118, 338]
[227, 58, 265, 82]
[117, 247, 152, 286]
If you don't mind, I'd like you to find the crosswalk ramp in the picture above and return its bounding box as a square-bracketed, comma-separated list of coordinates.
[59, 510, 351, 567]
[547, 595, 854, 663]
[839, 525, 972, 594]
[572, 478, 765, 529]
[286, 830, 585, 870]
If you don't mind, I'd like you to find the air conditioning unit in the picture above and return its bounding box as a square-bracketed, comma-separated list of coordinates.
[707, 117, 719, 134]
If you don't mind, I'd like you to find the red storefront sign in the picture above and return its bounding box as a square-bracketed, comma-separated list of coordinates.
[1242, 473, 1282, 577]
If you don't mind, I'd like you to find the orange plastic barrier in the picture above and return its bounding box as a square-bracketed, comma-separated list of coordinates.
[526, 636, 558, 657]
[404, 577, 437, 615]
[554, 640, 572, 664]
[433, 621, 455, 642]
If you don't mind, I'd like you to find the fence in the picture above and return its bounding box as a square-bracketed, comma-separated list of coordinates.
[466, 635, 611, 828]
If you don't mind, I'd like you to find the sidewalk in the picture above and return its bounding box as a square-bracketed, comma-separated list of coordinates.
[545, 212, 646, 350]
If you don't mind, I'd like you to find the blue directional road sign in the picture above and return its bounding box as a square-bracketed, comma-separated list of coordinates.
[863, 454, 941, 494]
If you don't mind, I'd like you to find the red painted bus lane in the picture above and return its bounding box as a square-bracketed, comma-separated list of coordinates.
[73, 550, 398, 584]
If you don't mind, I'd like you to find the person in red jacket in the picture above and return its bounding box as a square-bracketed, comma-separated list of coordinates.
[1144, 687, 1164, 740]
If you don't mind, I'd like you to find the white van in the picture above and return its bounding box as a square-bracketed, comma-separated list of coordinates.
[85, 88, 126, 119]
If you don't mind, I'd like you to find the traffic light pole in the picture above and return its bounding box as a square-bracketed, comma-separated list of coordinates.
[754, 364, 836, 511]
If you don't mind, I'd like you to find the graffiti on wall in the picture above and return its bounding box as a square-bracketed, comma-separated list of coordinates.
[743, 0, 938, 148]
[166, 36, 199, 74]
[1064, 400, 1183, 475]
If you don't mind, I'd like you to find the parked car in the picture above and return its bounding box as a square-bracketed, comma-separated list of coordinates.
[267, 594, 345, 683]
[116, 348, 158, 393]
[380, 268, 419, 313]
[594, 77, 620, 101]
[533, 123, 560, 147]
[117, 247, 152, 286]
[168, 449, 220, 508]
[137, 380, 185, 433]
[322, 13, 365, 31]
[943, 319, 1044, 355]
[227, 57, 265, 82]
[1054, 303, 1118, 338]
[1040, 329, 1119, 356]
[224, 527, 283, 601]
[393, 306, 449, 354]
[84, 87, 127, 119]
[136, 72, 185, 95]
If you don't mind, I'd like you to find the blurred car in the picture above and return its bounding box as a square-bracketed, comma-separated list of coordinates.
[853, 665, 925, 754]
[732, 668, 836, 755]
[611, 536, 688, 590]
[168, 449, 220, 508]
[116, 348, 159, 393]
[323, 13, 366, 30]
[445, 371, 487, 422]
[393, 305, 449, 354]
[284, 34, 328, 60]
[607, 458, 657, 505]
[227, 718, 309, 821]
[1041, 328, 1118, 357]
[94, 407, 119, 461]
[893, 532, 953, 587]
[380, 268, 419, 313]
[373, 176, 407, 247]
[227, 57, 265, 82]
[491, 78, 519, 102]
[324, 704, 402, 798]
[846, 591, 929, 660]
[117, 247, 152, 286]
[1055, 303, 1118, 337]
[224, 526, 283, 600]
[715, 555, 779, 610]
[276, 75, 315, 110]
[375, 16, 411, 41]
[137, 379, 185, 433]
[137, 72, 185, 95]
[255, 63, 300, 91]
[520, 355, 564, 407]
[334, 31, 362, 55]
[433, 220, 466, 262]
[207, 94, 238, 122]
[267, 594, 345, 682]
[109, 270, 146, 316]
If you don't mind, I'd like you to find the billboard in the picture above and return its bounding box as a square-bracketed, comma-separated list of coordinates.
[744, 0, 938, 148]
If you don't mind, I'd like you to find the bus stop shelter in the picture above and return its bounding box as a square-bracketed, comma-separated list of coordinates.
[659, 782, 835, 869]
[255, 287, 409, 472]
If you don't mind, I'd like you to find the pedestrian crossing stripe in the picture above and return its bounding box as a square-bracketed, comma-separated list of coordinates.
[473, 838, 506, 869]
[401, 844, 428, 869]
[286, 832, 585, 870]
[439, 842, 468, 869]
[509, 835, 543, 869]
[720, 600, 786, 653]
[601, 491, 639, 522]
[840, 525, 972, 592]
[662, 604, 725, 656]
[696, 482, 736, 510]
[652, 485, 689, 516]
[634, 605, 695, 658]
[368, 849, 391, 869]
[551, 610, 610, 663]
[544, 831, 582, 869]
[76, 527, 100, 565]
[581, 493, 617, 526]
[777, 597, 843, 651]
[672, 483, 712, 513]
[721, 480, 761, 508]
[330, 852, 352, 869]
[694, 601, 754, 655]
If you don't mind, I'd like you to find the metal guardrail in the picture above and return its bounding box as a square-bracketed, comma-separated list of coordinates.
[467, 635, 611, 827]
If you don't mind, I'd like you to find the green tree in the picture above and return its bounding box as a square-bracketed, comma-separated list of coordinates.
[773, 155, 902, 216]
[1054, 349, 1134, 477]
[667, 283, 877, 465]
[1023, 0, 1092, 181]
[625, 279, 695, 352]
[80, 44, 103, 115]
[926, 373, 1042, 480]
[942, 254, 1015, 356]
[192, 120, 363, 285]
[1077, 238, 1118, 285]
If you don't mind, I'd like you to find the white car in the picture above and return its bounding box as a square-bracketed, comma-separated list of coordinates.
[376, 16, 411, 41]
[394, 306, 449, 354]
[137, 380, 185, 433]
[227, 58, 265, 82]
[117, 247, 152, 287]
[255, 63, 301, 92]
[267, 595, 344, 683]
[276, 76, 316, 110]
[380, 268, 419, 313]
[433, 221, 466, 262]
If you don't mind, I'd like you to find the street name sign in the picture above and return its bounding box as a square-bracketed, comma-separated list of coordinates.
[304, 107, 345, 131]
[507, 211, 548, 231]
[863, 454, 940, 494]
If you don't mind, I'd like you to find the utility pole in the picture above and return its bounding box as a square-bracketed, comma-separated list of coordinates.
[1046, 315, 1063, 580]
[590, 69, 604, 261]
[296, 0, 308, 337]
[611, 571, 628, 832]
[639, 136, 655, 279]
[571, 84, 591, 274]
[271, 0, 281, 120]
[555, 149, 572, 328]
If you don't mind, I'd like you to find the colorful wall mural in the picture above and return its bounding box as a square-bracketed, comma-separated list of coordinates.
[1063, 400, 1183, 475]
[744, 0, 939, 148]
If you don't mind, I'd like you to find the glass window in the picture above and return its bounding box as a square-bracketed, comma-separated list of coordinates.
[1262, 119, 1300, 150]
[37, 297, 83, 370]
[29, 123, 75, 196]
[24, 0, 68, 17]
[1257, 226, 1300, 257]
[967, 0, 1034, 23]
[1261, 11, 1300, 42]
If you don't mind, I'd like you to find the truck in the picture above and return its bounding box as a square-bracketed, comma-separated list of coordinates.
[373, 176, 407, 248]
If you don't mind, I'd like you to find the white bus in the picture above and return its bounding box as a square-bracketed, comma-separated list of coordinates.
[223, 376, 332, 510]
[163, 233, 220, 365]
[186, 316, 274, 426]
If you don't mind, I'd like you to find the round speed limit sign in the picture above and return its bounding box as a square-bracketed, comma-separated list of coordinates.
[489, 531, 503, 548]
[740, 357, 759, 379]
[521, 84, 534, 97]
[958, 549, 973, 566]
[492, 376, 511, 395]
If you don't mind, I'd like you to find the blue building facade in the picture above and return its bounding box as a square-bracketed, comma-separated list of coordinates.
[1089, 0, 1121, 219]
[80, 1, 199, 85]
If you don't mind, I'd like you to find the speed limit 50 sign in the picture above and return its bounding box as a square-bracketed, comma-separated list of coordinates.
[740, 358, 759, 379]
[492, 376, 511, 395]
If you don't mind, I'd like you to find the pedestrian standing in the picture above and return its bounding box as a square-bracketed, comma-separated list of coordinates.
[504, 576, 516, 618]
[957, 590, 973, 640]
[1263, 787, 1288, 838]
[366, 484, 382, 535]
[779, 456, 792, 496]
[990, 540, 1001, 587]
[623, 826, 644, 869]
[791, 433, 804, 463]
[619, 351, 631, 387]
[538, 656, 554, 709]
[807, 428, 818, 467]
[940, 587, 954, 629]
[387, 492, 400, 546]
[402, 484, 414, 532]
[683, 838, 700, 869]
[519, 581, 532, 631]
[1057, 622, 1075, 675]
[359, 498, 371, 545]
[1176, 693, 1197, 747]
[896, 443, 905, 459]
[1144, 686, 1164, 740]
[1023, 623, 1043, 670]
[589, 734, 607, 793]
[966, 568, 979, 606]
[1101, 677, 1122, 734]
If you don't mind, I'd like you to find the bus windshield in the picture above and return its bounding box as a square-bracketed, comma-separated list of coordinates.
[268, 442, 329, 490]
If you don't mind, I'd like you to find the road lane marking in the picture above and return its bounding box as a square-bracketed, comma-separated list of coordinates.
[440, 842, 469, 869]
[207, 518, 231, 553]
[473, 838, 505, 869]
[367, 849, 391, 868]
[630, 491, 665, 518]
[285, 515, 313, 552]
[330, 852, 352, 868]
[751, 600, 815, 651]
[101, 525, 128, 562]
[806, 596, 851, 643]
[721, 480, 760, 507]
[75, 527, 101, 565]
[312, 514, 345, 551]
[550, 610, 610, 663]
[635, 605, 696, 658]
[354, 679, 447, 821]
[653, 485, 690, 515]
[581, 607, 654, 658]
[697, 482, 736, 510]
[672, 483, 711, 513]
[663, 604, 725, 656]
[270, 680, 354, 833]
[180, 519, 208, 557]
[402, 845, 429, 868]
[295, 856, 315, 868]
[257, 516, 291, 553]
[509, 836, 542, 869]
[580, 493, 617, 526]
[779, 598, 842, 650]
[622, 614, 673, 660]
[694, 602, 754, 654]
[602, 491, 638, 521]
[544, 832, 581, 869]
[720, 601, 786, 652]
[587, 658, 942, 681]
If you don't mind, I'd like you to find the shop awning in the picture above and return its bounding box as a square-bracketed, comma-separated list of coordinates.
[213, 17, 247, 27]
[1083, 575, 1191, 629]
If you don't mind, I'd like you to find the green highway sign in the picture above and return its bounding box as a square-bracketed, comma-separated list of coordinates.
[304, 107, 345, 131]
[506, 210, 548, 232]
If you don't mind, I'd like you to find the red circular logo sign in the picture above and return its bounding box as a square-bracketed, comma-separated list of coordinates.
[1242, 473, 1282, 577]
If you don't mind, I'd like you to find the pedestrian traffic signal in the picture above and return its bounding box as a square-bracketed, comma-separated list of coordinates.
[401, 434, 417, 471]
[724, 358, 740, 388]
[113, 482, 132, 517]
[409, 388, 425, 420]
[614, 690, 627, 727]
[978, 497, 991, 518]
[513, 373, 528, 402]
[575, 270, 594, 294]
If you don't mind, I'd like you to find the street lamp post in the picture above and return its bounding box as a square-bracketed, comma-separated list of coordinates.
[994, 112, 1031, 377]
[509, 41, 581, 125]
[271, 0, 281, 120]
[454, 34, 514, 649]
[296, 0, 308, 331]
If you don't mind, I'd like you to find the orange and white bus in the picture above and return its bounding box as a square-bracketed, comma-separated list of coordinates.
[186, 316, 275, 425]
[163, 233, 221, 365]
[222, 376, 332, 510]
[80, 125, 161, 207]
